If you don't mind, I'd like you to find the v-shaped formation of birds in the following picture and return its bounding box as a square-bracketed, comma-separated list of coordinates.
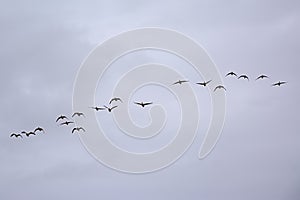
[10, 71, 287, 139]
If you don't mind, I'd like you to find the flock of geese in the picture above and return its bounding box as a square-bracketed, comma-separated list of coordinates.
[9, 71, 287, 139]
[172, 71, 287, 92]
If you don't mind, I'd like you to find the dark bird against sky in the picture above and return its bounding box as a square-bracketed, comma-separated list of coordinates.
[10, 133, 23, 138]
[172, 80, 188, 85]
[256, 74, 269, 80]
[72, 127, 86, 133]
[56, 115, 68, 122]
[272, 81, 287, 87]
[225, 72, 238, 77]
[59, 121, 74, 126]
[214, 85, 226, 92]
[34, 127, 44, 133]
[89, 106, 106, 111]
[196, 80, 212, 87]
[21, 131, 36, 137]
[134, 102, 153, 107]
[238, 75, 249, 81]
[104, 105, 118, 112]
[72, 112, 85, 117]
[109, 97, 123, 104]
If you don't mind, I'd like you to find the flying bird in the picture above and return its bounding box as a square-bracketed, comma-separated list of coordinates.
[56, 115, 68, 122]
[72, 112, 85, 117]
[104, 105, 118, 112]
[134, 102, 153, 108]
[59, 121, 74, 126]
[196, 80, 212, 87]
[89, 106, 106, 111]
[256, 75, 269, 80]
[10, 133, 23, 138]
[109, 97, 123, 104]
[225, 72, 238, 77]
[21, 131, 36, 137]
[72, 127, 86, 134]
[172, 80, 188, 85]
[272, 81, 287, 87]
[214, 85, 226, 92]
[238, 75, 249, 81]
[34, 127, 44, 133]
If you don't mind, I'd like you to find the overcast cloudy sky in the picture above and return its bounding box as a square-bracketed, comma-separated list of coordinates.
[1, 0, 300, 199]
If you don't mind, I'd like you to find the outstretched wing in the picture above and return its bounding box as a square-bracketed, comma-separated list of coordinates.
[111, 106, 118, 110]
[56, 116, 61, 122]
[206, 80, 212, 84]
[60, 122, 67, 126]
[172, 81, 180, 85]
[143, 102, 153, 106]
[134, 102, 142, 106]
[109, 99, 115, 104]
[196, 82, 205, 86]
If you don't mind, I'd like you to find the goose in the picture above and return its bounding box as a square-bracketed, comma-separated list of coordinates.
[109, 97, 123, 104]
[72, 127, 86, 133]
[172, 80, 188, 85]
[34, 127, 44, 133]
[272, 81, 287, 87]
[214, 85, 226, 92]
[134, 102, 153, 108]
[196, 80, 212, 87]
[104, 105, 118, 112]
[72, 112, 85, 117]
[238, 75, 249, 81]
[10, 133, 23, 138]
[256, 74, 269, 80]
[59, 121, 74, 126]
[56, 115, 68, 122]
[225, 72, 237, 77]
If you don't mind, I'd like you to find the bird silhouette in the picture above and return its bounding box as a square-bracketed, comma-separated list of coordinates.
[196, 80, 212, 87]
[134, 102, 153, 107]
[214, 85, 226, 92]
[104, 105, 118, 112]
[238, 75, 249, 81]
[21, 131, 36, 137]
[89, 106, 106, 111]
[109, 97, 123, 104]
[34, 127, 44, 133]
[256, 75, 269, 80]
[226, 72, 238, 77]
[10, 133, 23, 138]
[172, 80, 188, 85]
[272, 81, 287, 87]
[72, 127, 86, 133]
[56, 115, 68, 122]
[72, 112, 85, 117]
[59, 121, 74, 126]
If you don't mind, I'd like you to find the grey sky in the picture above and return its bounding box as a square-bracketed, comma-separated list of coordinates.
[1, 0, 300, 199]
